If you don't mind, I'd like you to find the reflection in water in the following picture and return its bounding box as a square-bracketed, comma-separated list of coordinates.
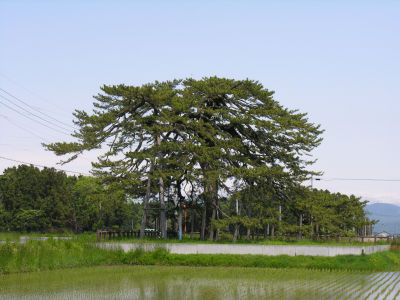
[0, 266, 399, 299]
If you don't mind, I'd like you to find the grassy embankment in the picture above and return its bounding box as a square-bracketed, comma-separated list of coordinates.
[1, 232, 389, 246]
[1, 234, 399, 274]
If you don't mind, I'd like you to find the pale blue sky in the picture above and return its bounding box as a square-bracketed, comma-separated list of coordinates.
[1, 1, 399, 204]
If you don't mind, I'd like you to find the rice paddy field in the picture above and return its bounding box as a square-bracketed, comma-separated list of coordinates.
[0, 265, 399, 300]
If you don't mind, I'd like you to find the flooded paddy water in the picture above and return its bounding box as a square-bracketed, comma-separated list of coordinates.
[0, 265, 399, 299]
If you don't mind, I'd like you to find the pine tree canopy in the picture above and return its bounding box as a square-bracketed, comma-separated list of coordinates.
[45, 77, 323, 190]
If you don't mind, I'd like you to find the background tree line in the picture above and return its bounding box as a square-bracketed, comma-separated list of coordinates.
[0, 164, 373, 238]
[0, 165, 141, 232]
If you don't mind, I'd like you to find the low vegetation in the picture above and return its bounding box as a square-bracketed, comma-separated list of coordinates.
[0, 238, 399, 274]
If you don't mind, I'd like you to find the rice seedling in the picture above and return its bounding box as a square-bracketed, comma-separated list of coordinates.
[330, 273, 365, 299]
[381, 272, 400, 300]
[319, 271, 354, 298]
[374, 271, 400, 299]
[4, 265, 387, 300]
[363, 272, 396, 299]
[343, 272, 381, 299]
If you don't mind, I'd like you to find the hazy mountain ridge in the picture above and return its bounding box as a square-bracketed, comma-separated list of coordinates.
[365, 203, 400, 234]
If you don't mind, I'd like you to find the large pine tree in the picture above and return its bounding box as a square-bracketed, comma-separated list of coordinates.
[44, 77, 324, 239]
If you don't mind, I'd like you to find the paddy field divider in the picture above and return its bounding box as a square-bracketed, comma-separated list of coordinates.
[96, 242, 390, 256]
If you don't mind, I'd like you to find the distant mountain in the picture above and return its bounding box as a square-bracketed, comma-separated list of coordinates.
[366, 203, 400, 234]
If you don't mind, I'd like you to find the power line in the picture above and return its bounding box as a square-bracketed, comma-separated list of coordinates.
[0, 96, 70, 136]
[0, 73, 76, 124]
[366, 213, 400, 217]
[0, 87, 76, 130]
[0, 112, 93, 165]
[0, 114, 50, 142]
[0, 91, 72, 132]
[0, 155, 90, 176]
[316, 177, 400, 182]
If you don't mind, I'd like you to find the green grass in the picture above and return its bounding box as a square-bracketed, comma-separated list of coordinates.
[120, 248, 400, 272]
[1, 237, 400, 274]
[0, 238, 122, 274]
[1, 231, 390, 246]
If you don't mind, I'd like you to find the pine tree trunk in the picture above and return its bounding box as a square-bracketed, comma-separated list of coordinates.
[159, 176, 167, 239]
[215, 228, 220, 241]
[174, 219, 178, 234]
[246, 227, 251, 241]
[232, 224, 239, 243]
[298, 214, 303, 240]
[73, 201, 77, 233]
[190, 209, 195, 239]
[278, 205, 282, 239]
[264, 224, 268, 240]
[140, 163, 153, 238]
[278, 205, 282, 224]
[200, 203, 206, 240]
[208, 183, 217, 241]
[98, 201, 102, 226]
[214, 207, 220, 241]
[178, 204, 183, 240]
[208, 205, 216, 240]
[155, 136, 167, 239]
